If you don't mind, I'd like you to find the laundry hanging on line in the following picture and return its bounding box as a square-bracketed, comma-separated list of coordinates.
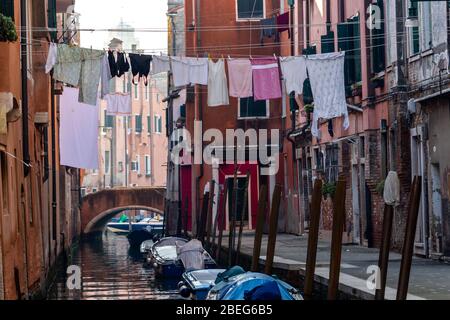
[305, 51, 349, 138]
[108, 50, 130, 78]
[251, 57, 282, 101]
[105, 93, 132, 116]
[129, 53, 153, 85]
[152, 55, 171, 75]
[279, 56, 308, 96]
[59, 87, 99, 170]
[227, 58, 253, 98]
[52, 44, 104, 106]
[207, 58, 229, 107]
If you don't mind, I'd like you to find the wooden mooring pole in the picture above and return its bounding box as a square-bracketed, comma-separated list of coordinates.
[251, 184, 268, 272]
[216, 183, 228, 261]
[235, 171, 250, 265]
[375, 204, 394, 300]
[228, 169, 239, 267]
[303, 179, 323, 300]
[206, 180, 216, 249]
[397, 176, 422, 300]
[327, 178, 346, 300]
[197, 191, 209, 242]
[264, 184, 282, 275]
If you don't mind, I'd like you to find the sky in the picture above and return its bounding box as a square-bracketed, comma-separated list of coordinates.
[75, 0, 168, 53]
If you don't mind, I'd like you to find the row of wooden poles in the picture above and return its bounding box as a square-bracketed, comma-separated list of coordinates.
[179, 171, 423, 300]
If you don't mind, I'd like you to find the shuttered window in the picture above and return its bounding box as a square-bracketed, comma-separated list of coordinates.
[320, 31, 335, 54]
[135, 115, 142, 133]
[338, 15, 362, 94]
[369, 0, 386, 74]
[104, 110, 114, 128]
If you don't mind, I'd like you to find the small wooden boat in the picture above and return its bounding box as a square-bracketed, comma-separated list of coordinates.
[149, 238, 216, 278]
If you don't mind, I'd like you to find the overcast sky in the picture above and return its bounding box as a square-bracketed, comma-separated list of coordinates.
[75, 0, 168, 52]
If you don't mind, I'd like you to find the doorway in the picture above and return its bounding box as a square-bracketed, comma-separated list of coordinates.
[410, 127, 429, 256]
[431, 163, 443, 253]
[227, 178, 249, 227]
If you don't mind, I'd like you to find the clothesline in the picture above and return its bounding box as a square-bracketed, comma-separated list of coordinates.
[18, 16, 412, 33]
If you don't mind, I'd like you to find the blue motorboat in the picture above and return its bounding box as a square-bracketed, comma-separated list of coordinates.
[178, 269, 227, 300]
[149, 238, 217, 278]
[206, 272, 303, 300]
[106, 216, 164, 235]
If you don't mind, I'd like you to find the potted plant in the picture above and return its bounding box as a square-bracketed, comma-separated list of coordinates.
[0, 13, 18, 42]
[322, 182, 336, 199]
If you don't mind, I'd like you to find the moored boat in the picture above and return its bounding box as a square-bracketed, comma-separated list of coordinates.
[206, 271, 303, 300]
[106, 216, 164, 235]
[149, 238, 216, 278]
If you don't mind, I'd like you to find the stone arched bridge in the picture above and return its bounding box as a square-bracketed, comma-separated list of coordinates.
[81, 187, 166, 234]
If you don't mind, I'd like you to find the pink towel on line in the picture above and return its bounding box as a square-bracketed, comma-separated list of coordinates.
[227, 58, 253, 98]
[251, 57, 282, 101]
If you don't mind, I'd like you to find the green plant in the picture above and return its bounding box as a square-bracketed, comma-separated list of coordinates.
[376, 179, 385, 196]
[304, 103, 314, 114]
[322, 182, 336, 198]
[0, 14, 18, 42]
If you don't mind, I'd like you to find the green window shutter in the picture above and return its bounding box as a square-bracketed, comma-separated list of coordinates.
[320, 31, 335, 53]
[135, 115, 142, 132]
[338, 22, 352, 92]
[180, 104, 186, 118]
[147, 115, 151, 133]
[0, 0, 14, 19]
[104, 110, 114, 128]
[370, 0, 386, 74]
[239, 97, 267, 118]
[351, 15, 362, 83]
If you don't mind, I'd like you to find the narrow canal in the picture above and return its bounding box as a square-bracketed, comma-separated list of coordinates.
[48, 231, 180, 300]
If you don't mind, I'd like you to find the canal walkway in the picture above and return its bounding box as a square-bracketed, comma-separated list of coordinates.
[221, 231, 450, 300]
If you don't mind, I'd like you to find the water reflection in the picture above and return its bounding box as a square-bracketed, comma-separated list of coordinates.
[48, 231, 180, 300]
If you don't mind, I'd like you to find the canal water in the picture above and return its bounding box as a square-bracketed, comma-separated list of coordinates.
[48, 231, 180, 300]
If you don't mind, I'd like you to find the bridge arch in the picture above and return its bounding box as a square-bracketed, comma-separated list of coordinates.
[80, 187, 165, 234]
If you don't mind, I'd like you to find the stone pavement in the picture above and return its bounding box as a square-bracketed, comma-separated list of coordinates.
[221, 231, 450, 300]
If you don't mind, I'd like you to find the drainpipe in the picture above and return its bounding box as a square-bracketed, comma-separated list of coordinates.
[20, 0, 30, 177]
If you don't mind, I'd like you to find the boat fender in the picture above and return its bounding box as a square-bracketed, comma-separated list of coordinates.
[177, 281, 185, 290]
[179, 285, 191, 299]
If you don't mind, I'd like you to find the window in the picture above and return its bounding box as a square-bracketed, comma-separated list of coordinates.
[118, 161, 124, 172]
[314, 148, 324, 172]
[154, 115, 162, 133]
[105, 151, 110, 174]
[135, 115, 142, 133]
[338, 14, 362, 94]
[136, 155, 141, 174]
[238, 97, 269, 119]
[80, 188, 86, 197]
[147, 115, 151, 133]
[131, 161, 138, 172]
[409, 0, 420, 55]
[104, 110, 114, 128]
[145, 155, 151, 176]
[236, 0, 264, 20]
[0, 0, 14, 19]
[92, 188, 98, 193]
[419, 0, 432, 51]
[369, 0, 385, 74]
[325, 144, 339, 183]
[134, 83, 139, 100]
